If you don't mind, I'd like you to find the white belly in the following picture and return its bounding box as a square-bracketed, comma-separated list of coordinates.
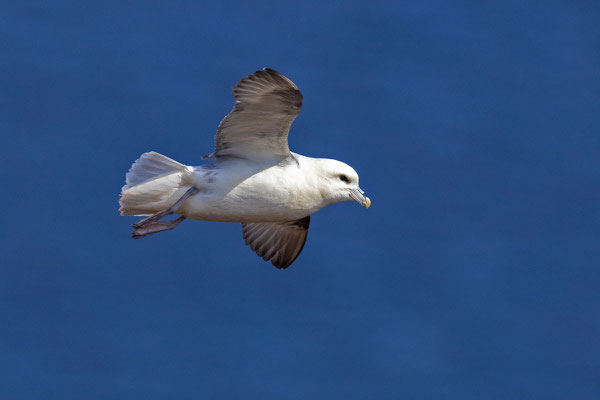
[178, 161, 324, 222]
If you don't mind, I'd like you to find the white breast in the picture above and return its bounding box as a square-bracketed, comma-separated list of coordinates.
[179, 157, 325, 222]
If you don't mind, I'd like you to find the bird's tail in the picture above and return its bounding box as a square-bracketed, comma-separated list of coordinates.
[119, 152, 193, 216]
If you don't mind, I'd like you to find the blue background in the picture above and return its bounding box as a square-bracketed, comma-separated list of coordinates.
[2, 1, 599, 398]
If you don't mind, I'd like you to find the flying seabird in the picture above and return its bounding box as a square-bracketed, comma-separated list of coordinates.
[119, 68, 371, 269]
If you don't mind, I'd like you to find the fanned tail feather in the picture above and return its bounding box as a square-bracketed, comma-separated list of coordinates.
[119, 152, 193, 216]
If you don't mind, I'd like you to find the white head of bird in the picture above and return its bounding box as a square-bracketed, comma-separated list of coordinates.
[313, 158, 371, 208]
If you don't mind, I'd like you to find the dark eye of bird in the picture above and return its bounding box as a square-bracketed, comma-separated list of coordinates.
[339, 174, 349, 183]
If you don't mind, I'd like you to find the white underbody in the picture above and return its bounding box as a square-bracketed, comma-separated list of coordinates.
[119, 150, 361, 223]
[179, 155, 327, 222]
[121, 152, 333, 223]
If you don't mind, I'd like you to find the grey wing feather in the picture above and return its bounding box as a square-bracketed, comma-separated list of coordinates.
[241, 216, 310, 269]
[210, 68, 303, 160]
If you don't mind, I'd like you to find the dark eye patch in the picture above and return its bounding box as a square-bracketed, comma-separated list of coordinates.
[339, 174, 349, 183]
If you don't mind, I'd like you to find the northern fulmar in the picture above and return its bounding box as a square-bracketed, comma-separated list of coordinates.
[119, 68, 371, 269]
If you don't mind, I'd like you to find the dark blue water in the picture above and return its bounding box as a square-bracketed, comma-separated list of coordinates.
[2, 1, 599, 398]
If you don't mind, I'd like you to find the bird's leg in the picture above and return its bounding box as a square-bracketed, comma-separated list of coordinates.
[132, 215, 186, 239]
[132, 186, 199, 229]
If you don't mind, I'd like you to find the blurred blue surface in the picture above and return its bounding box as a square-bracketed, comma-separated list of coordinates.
[1, 1, 599, 398]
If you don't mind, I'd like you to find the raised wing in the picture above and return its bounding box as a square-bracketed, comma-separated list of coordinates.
[241, 216, 310, 269]
[209, 68, 303, 161]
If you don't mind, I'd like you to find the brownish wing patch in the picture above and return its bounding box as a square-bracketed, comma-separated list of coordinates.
[241, 216, 310, 269]
[212, 68, 303, 160]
